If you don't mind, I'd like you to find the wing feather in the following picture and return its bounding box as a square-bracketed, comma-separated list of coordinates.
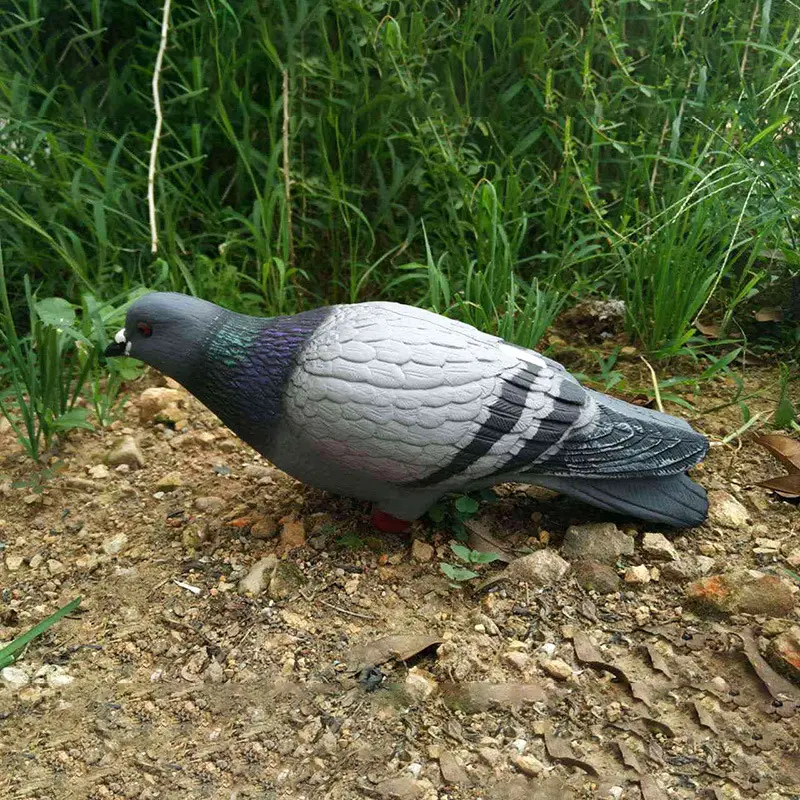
[285, 302, 706, 489]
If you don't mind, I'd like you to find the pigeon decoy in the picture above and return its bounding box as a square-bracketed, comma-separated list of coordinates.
[105, 293, 708, 531]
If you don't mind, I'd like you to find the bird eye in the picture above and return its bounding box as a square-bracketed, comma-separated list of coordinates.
[137, 321, 153, 338]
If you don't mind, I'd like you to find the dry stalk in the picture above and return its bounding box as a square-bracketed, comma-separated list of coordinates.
[148, 0, 172, 254]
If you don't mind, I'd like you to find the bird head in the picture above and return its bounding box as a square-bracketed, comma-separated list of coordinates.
[104, 292, 222, 384]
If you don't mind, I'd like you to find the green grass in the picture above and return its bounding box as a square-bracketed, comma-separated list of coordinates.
[0, 596, 81, 670]
[0, 0, 797, 392]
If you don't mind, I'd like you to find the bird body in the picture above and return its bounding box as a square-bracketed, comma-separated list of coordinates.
[105, 293, 709, 528]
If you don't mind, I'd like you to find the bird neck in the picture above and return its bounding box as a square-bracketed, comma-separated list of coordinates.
[184, 307, 332, 448]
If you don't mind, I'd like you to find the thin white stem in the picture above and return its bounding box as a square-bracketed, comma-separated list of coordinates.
[148, 0, 172, 255]
[282, 68, 294, 266]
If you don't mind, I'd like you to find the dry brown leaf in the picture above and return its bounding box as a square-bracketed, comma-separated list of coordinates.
[755, 434, 800, 472]
[695, 319, 722, 338]
[639, 775, 667, 800]
[615, 740, 644, 773]
[739, 627, 799, 717]
[645, 644, 673, 679]
[543, 733, 599, 777]
[692, 700, 720, 733]
[438, 750, 471, 786]
[464, 519, 513, 563]
[757, 472, 800, 498]
[755, 306, 784, 323]
[573, 630, 631, 685]
[630, 681, 655, 707]
[346, 634, 442, 671]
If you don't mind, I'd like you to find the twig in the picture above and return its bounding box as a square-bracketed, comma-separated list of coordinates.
[318, 599, 376, 620]
[720, 409, 767, 446]
[640, 356, 664, 413]
[282, 68, 294, 267]
[148, 0, 172, 254]
[172, 579, 202, 595]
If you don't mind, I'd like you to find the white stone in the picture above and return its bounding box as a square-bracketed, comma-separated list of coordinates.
[36, 664, 74, 689]
[102, 533, 128, 555]
[707, 490, 750, 529]
[4, 554, 23, 572]
[1, 666, 30, 690]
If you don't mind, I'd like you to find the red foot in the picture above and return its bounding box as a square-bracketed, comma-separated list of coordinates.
[370, 507, 411, 533]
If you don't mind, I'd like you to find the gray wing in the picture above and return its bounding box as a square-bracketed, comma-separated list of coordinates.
[284, 303, 706, 490]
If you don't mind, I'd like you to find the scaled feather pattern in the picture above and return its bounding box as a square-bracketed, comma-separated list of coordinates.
[107, 294, 709, 527]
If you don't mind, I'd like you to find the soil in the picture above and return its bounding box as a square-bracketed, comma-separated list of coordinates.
[1, 356, 799, 800]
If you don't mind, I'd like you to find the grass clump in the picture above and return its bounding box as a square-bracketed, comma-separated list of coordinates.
[0, 249, 139, 460]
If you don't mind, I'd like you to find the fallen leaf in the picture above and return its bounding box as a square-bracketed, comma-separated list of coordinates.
[572, 630, 631, 685]
[755, 306, 784, 322]
[630, 681, 655, 707]
[438, 750, 471, 786]
[346, 634, 442, 671]
[543, 733, 599, 777]
[739, 627, 799, 718]
[634, 716, 676, 738]
[692, 700, 720, 733]
[639, 775, 667, 800]
[695, 319, 722, 338]
[754, 434, 800, 472]
[757, 472, 800, 498]
[645, 645, 673, 679]
[464, 519, 513, 563]
[615, 740, 644, 773]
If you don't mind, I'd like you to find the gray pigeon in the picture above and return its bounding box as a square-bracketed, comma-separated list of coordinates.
[105, 292, 708, 531]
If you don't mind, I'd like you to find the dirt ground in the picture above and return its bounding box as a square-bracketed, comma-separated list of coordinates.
[1, 354, 799, 800]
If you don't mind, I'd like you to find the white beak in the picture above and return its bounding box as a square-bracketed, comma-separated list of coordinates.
[114, 328, 132, 355]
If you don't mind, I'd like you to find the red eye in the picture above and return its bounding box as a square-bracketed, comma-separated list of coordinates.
[137, 322, 152, 337]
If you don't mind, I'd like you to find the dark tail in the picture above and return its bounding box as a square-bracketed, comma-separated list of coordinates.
[535, 471, 708, 527]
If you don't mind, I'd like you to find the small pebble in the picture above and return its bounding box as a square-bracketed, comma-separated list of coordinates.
[503, 651, 529, 672]
[624, 565, 651, 585]
[103, 533, 129, 556]
[541, 658, 572, 681]
[4, 554, 23, 572]
[510, 753, 544, 777]
[1, 666, 30, 690]
[411, 539, 434, 562]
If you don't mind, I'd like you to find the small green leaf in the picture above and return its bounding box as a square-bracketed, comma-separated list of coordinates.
[439, 562, 479, 582]
[469, 550, 502, 564]
[336, 532, 364, 550]
[35, 297, 76, 329]
[454, 496, 479, 515]
[773, 396, 796, 430]
[110, 357, 144, 381]
[427, 504, 446, 524]
[52, 407, 94, 432]
[450, 543, 472, 562]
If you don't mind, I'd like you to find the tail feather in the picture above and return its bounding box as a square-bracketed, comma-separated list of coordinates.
[534, 472, 708, 527]
[586, 389, 695, 433]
